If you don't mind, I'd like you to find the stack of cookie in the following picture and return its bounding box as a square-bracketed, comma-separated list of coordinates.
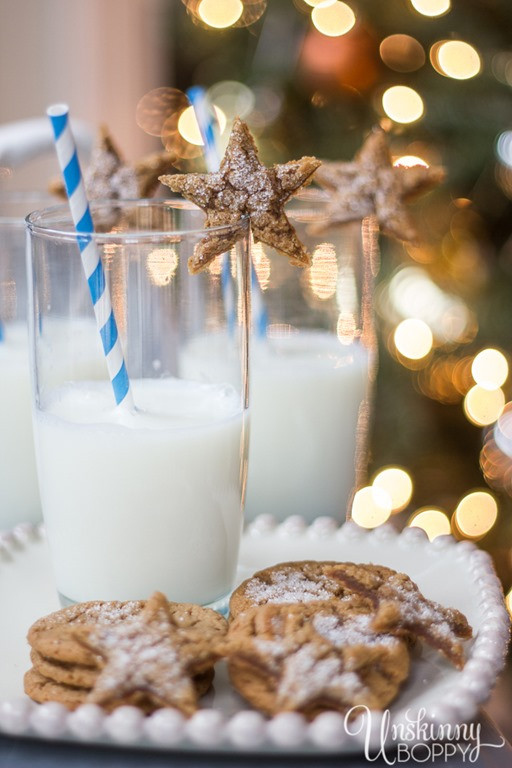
[24, 561, 472, 719]
[24, 592, 227, 715]
[222, 560, 472, 718]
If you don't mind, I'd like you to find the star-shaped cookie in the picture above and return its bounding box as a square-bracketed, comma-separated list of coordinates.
[159, 117, 321, 273]
[49, 125, 175, 201]
[72, 592, 225, 715]
[314, 127, 445, 242]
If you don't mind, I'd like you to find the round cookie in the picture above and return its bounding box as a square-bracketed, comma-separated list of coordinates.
[30, 648, 98, 688]
[225, 601, 410, 718]
[24, 667, 89, 711]
[28, 600, 146, 665]
[229, 560, 352, 618]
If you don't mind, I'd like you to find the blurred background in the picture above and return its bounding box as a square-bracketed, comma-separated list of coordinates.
[1, 0, 512, 621]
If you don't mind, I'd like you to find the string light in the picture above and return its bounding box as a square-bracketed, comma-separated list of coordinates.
[351, 486, 392, 528]
[394, 318, 433, 360]
[408, 508, 451, 540]
[197, 0, 243, 28]
[454, 491, 498, 539]
[177, 104, 227, 146]
[372, 467, 413, 513]
[311, 1, 356, 37]
[409, 0, 450, 17]
[431, 40, 481, 80]
[464, 385, 505, 427]
[471, 348, 508, 390]
[382, 85, 424, 124]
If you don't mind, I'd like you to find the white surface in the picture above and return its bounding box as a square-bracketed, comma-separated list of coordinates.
[0, 517, 509, 754]
[35, 379, 245, 603]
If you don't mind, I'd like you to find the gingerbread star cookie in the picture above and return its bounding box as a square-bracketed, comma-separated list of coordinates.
[159, 117, 321, 273]
[325, 563, 472, 668]
[224, 601, 409, 718]
[314, 127, 445, 242]
[49, 125, 175, 201]
[25, 593, 227, 715]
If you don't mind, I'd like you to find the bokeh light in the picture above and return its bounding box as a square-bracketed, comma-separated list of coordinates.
[431, 40, 481, 80]
[408, 508, 451, 540]
[464, 385, 505, 426]
[197, 0, 243, 28]
[177, 104, 227, 146]
[393, 155, 429, 168]
[207, 81, 255, 121]
[506, 589, 512, 618]
[136, 87, 188, 137]
[379, 34, 426, 73]
[382, 85, 424, 124]
[146, 248, 178, 287]
[311, 1, 356, 38]
[496, 131, 512, 169]
[454, 491, 498, 539]
[471, 348, 508, 390]
[372, 467, 413, 513]
[409, 0, 450, 17]
[394, 318, 433, 360]
[351, 486, 392, 528]
[309, 242, 338, 300]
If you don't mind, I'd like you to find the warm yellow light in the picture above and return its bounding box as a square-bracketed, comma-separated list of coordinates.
[506, 589, 512, 618]
[382, 86, 424, 124]
[464, 385, 505, 426]
[351, 486, 392, 529]
[408, 508, 451, 541]
[435, 41, 481, 80]
[197, 0, 243, 28]
[309, 243, 338, 300]
[393, 155, 429, 168]
[372, 467, 413, 513]
[394, 318, 433, 360]
[311, 1, 356, 37]
[454, 491, 498, 539]
[252, 241, 271, 291]
[177, 105, 227, 146]
[410, 0, 450, 17]
[145, 248, 178, 286]
[471, 349, 508, 391]
[304, 0, 326, 5]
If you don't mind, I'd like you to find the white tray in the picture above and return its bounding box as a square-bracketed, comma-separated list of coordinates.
[0, 516, 509, 754]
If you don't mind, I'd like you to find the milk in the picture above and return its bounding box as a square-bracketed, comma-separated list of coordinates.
[246, 333, 369, 521]
[0, 320, 106, 528]
[34, 378, 246, 605]
[0, 324, 39, 526]
[181, 331, 370, 522]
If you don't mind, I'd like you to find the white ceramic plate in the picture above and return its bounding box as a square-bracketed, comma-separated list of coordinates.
[0, 516, 509, 754]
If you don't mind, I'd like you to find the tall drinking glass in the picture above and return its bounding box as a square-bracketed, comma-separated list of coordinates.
[0, 192, 55, 528]
[245, 191, 378, 523]
[27, 200, 250, 608]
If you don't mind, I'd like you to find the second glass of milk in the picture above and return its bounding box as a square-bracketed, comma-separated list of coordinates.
[182, 191, 378, 524]
[27, 200, 250, 608]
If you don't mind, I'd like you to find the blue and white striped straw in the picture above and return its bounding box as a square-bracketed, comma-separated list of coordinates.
[186, 87, 268, 338]
[47, 104, 133, 408]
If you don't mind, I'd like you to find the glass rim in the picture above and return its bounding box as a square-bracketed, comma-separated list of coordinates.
[25, 197, 250, 241]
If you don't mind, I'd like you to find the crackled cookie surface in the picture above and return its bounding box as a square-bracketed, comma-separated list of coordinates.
[224, 601, 409, 718]
[314, 126, 444, 242]
[325, 562, 472, 668]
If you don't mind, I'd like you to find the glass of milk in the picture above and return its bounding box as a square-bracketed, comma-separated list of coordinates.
[183, 190, 377, 524]
[27, 200, 250, 608]
[0, 191, 57, 529]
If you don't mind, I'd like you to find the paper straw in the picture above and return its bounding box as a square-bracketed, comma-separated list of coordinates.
[46, 104, 133, 408]
[186, 87, 268, 338]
